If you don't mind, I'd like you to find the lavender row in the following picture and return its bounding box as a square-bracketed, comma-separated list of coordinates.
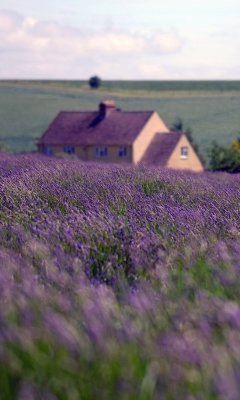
[1, 153, 240, 399]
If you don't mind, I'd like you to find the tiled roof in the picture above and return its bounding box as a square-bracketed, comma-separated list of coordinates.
[38, 110, 155, 146]
[140, 132, 183, 166]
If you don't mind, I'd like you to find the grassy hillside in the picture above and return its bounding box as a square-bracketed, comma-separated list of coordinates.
[1, 153, 240, 399]
[0, 80, 240, 163]
[2, 79, 240, 93]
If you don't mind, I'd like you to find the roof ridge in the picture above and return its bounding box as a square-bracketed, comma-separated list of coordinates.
[155, 131, 184, 134]
[38, 108, 156, 146]
[57, 110, 155, 114]
[58, 110, 98, 113]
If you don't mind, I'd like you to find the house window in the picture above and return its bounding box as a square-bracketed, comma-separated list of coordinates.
[95, 146, 108, 157]
[181, 146, 188, 159]
[63, 146, 75, 154]
[44, 145, 53, 156]
[118, 146, 127, 157]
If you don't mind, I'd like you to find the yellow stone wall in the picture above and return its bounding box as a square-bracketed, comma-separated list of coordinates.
[51, 145, 62, 156]
[48, 145, 132, 163]
[86, 145, 132, 163]
[133, 112, 169, 163]
[76, 146, 88, 161]
[37, 144, 44, 153]
[167, 135, 204, 172]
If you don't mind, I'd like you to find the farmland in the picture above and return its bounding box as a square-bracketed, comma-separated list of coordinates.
[1, 153, 240, 399]
[0, 80, 240, 163]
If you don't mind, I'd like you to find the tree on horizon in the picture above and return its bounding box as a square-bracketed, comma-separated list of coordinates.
[89, 76, 101, 89]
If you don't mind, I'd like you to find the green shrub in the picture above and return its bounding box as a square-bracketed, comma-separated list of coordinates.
[208, 139, 240, 172]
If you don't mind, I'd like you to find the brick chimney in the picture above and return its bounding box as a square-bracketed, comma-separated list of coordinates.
[99, 100, 116, 118]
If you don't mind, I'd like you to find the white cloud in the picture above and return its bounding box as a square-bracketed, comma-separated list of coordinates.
[88, 33, 146, 54]
[0, 8, 239, 79]
[31, 21, 64, 37]
[22, 16, 37, 30]
[0, 9, 23, 31]
[138, 62, 167, 78]
[151, 31, 184, 53]
[96, 62, 125, 78]
[0, 10, 184, 62]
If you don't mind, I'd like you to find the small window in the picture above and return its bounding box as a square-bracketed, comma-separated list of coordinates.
[95, 146, 108, 157]
[181, 146, 188, 159]
[118, 146, 127, 158]
[63, 146, 75, 154]
[44, 145, 53, 156]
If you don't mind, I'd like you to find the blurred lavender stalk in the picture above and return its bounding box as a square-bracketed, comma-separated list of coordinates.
[0, 153, 240, 399]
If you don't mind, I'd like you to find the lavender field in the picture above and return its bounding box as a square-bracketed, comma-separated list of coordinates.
[1, 153, 240, 399]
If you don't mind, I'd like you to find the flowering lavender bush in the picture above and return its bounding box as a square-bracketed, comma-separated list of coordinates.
[1, 153, 240, 399]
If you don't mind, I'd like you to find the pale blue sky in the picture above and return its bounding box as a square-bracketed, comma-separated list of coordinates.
[0, 0, 239, 79]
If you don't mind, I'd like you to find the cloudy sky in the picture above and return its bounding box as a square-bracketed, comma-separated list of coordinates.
[0, 0, 239, 80]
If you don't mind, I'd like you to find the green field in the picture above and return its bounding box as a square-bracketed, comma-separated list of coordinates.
[0, 80, 240, 164]
[3, 79, 240, 93]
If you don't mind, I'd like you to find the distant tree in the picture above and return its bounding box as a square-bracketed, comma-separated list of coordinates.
[170, 117, 205, 166]
[88, 76, 101, 89]
[208, 138, 240, 173]
[171, 117, 183, 132]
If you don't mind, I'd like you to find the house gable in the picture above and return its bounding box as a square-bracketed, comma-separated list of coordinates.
[132, 112, 170, 163]
[166, 134, 204, 171]
[140, 132, 204, 171]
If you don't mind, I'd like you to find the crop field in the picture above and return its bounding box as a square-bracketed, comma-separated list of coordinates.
[3, 79, 240, 93]
[0, 80, 240, 164]
[2, 153, 240, 399]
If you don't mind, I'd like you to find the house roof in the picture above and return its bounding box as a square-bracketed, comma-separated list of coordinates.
[140, 132, 184, 166]
[38, 109, 155, 146]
